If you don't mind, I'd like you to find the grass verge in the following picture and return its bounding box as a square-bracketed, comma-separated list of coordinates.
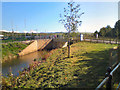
[2, 42, 30, 63]
[2, 42, 119, 89]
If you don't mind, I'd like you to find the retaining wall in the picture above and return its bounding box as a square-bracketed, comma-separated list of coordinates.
[18, 39, 67, 56]
[18, 39, 52, 56]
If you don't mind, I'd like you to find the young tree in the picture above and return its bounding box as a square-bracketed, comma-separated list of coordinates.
[59, 1, 84, 58]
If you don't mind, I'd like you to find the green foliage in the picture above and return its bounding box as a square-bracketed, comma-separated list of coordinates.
[94, 20, 120, 39]
[2, 42, 28, 62]
[114, 20, 120, 39]
[98, 25, 112, 37]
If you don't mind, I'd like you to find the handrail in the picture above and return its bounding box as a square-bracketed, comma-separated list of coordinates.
[116, 83, 120, 90]
[110, 63, 120, 76]
[96, 62, 120, 90]
[96, 77, 109, 89]
[84, 39, 120, 44]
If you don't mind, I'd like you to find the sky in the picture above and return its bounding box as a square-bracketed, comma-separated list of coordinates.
[2, 2, 118, 33]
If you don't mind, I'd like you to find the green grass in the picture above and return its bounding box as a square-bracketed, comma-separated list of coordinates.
[2, 42, 29, 62]
[2, 42, 119, 89]
[2, 37, 28, 43]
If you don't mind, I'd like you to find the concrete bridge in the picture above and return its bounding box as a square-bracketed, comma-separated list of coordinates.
[18, 39, 67, 56]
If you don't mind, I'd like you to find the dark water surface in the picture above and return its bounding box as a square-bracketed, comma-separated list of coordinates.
[2, 50, 48, 77]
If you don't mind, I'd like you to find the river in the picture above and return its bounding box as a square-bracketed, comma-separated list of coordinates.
[2, 50, 48, 77]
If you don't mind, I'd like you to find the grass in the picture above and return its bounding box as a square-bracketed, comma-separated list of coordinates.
[2, 37, 28, 43]
[2, 42, 119, 89]
[2, 42, 29, 62]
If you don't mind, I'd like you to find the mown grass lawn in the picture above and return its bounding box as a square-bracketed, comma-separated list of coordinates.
[2, 42, 119, 89]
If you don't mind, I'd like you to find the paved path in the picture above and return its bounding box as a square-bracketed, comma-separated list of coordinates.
[84, 39, 120, 44]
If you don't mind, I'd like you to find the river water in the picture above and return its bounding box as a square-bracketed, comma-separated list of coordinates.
[2, 50, 48, 77]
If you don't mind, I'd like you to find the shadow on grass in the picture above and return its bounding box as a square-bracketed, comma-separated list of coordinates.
[62, 49, 113, 88]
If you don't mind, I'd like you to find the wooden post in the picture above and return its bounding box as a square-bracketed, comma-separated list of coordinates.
[68, 31, 70, 58]
[106, 67, 112, 90]
[116, 39, 117, 44]
[103, 38, 104, 43]
[106, 75, 112, 90]
[109, 49, 112, 67]
[68, 39, 70, 58]
[118, 46, 120, 63]
[110, 39, 111, 44]
[90, 35, 92, 43]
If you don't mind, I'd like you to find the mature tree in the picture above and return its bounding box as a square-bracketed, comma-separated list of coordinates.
[99, 27, 106, 37]
[59, 1, 84, 58]
[114, 20, 120, 39]
[105, 25, 112, 37]
[98, 25, 112, 38]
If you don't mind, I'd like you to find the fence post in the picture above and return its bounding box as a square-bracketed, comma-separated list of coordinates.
[118, 46, 120, 63]
[97, 38, 98, 43]
[105, 67, 112, 90]
[109, 49, 112, 67]
[106, 74, 112, 90]
[116, 39, 117, 44]
[110, 39, 111, 44]
[90, 37, 92, 42]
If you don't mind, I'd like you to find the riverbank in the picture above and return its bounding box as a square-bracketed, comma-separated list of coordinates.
[2, 42, 119, 88]
[2, 42, 31, 63]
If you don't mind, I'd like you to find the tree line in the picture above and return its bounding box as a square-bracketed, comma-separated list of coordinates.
[94, 20, 120, 39]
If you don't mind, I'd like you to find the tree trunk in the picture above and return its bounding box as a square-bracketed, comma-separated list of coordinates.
[68, 38, 70, 58]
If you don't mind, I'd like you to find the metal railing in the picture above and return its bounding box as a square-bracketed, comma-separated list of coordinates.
[83, 38, 120, 44]
[116, 83, 120, 90]
[96, 63, 120, 90]
[96, 46, 120, 90]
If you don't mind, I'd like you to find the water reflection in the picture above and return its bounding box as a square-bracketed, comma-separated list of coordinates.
[2, 50, 48, 77]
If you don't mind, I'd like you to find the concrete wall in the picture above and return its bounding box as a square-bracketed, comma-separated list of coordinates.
[18, 40, 38, 56]
[44, 39, 67, 50]
[18, 39, 67, 56]
[18, 39, 52, 56]
[37, 39, 52, 50]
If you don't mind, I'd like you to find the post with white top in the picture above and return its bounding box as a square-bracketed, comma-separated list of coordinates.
[80, 34, 83, 41]
[96, 34, 98, 39]
[96, 34, 98, 43]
